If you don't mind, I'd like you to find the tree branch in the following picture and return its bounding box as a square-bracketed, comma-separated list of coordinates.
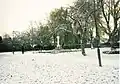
[115, 0, 120, 8]
[98, 20, 110, 35]
[100, 0, 109, 23]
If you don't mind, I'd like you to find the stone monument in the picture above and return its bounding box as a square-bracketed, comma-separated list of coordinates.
[56, 36, 61, 49]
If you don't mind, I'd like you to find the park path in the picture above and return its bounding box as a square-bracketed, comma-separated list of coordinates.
[0, 48, 119, 84]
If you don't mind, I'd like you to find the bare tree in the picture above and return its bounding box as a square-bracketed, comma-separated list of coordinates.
[100, 0, 120, 47]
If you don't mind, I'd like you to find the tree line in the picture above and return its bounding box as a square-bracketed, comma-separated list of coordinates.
[0, 0, 119, 55]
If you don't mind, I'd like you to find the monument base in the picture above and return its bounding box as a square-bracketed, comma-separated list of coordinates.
[55, 46, 61, 50]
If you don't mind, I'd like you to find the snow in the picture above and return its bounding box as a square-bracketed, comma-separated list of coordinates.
[0, 48, 119, 84]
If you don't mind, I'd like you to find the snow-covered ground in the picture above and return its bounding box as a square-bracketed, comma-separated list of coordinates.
[0, 48, 119, 84]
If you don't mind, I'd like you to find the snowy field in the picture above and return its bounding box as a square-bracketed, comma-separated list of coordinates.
[0, 48, 119, 84]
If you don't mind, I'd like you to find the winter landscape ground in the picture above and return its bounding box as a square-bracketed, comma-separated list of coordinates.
[0, 48, 119, 84]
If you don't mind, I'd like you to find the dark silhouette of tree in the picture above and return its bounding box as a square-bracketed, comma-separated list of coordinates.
[0, 36, 2, 43]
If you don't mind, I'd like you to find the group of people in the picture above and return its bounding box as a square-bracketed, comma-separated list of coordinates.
[12, 45, 24, 54]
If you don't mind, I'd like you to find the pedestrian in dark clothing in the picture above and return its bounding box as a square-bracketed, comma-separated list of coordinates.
[21, 45, 24, 54]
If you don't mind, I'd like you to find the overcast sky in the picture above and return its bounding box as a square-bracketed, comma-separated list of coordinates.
[0, 0, 75, 36]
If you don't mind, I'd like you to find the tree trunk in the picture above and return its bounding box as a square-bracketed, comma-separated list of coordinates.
[108, 18, 118, 50]
[94, 0, 102, 67]
[81, 37, 86, 56]
[90, 32, 94, 49]
[53, 34, 56, 46]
